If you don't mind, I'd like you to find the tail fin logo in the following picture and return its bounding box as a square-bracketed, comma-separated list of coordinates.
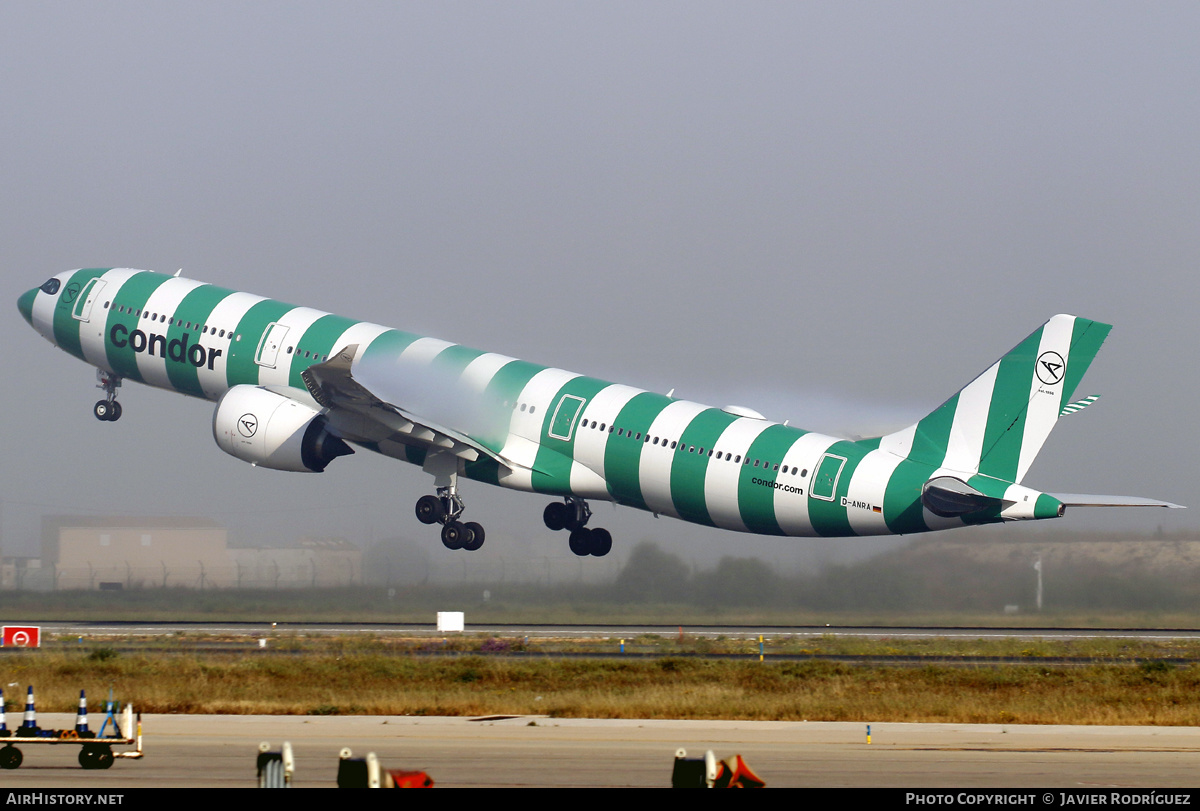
[1036, 351, 1066, 385]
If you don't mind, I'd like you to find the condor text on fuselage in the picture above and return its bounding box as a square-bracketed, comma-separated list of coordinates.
[108, 323, 223, 371]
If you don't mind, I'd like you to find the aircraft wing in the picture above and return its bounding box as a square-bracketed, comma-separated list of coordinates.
[301, 344, 516, 471]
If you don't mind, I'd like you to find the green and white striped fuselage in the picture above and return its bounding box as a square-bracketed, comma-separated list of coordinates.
[23, 268, 1079, 539]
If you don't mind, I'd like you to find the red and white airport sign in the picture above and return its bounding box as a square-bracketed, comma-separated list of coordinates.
[2, 626, 40, 647]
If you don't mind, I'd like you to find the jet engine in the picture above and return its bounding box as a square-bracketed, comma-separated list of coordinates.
[213, 385, 353, 472]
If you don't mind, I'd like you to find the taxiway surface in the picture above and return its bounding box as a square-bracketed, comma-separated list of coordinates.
[3, 714, 1199, 788]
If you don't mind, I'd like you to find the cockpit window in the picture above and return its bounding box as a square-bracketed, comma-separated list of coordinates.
[40, 278, 60, 295]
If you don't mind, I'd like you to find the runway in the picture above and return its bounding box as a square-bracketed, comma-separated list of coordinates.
[4, 714, 1199, 788]
[25, 620, 1200, 642]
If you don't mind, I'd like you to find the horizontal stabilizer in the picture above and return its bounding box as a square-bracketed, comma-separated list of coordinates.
[1059, 395, 1100, 417]
[1049, 493, 1185, 509]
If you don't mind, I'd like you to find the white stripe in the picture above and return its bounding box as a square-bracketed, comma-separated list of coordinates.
[200, 291, 268, 399]
[135, 277, 207, 390]
[457, 352, 519, 395]
[497, 367, 578, 491]
[705, 417, 775, 532]
[843, 448, 905, 536]
[80, 269, 142, 370]
[941, 363, 999, 474]
[397, 336, 456, 368]
[330, 322, 391, 361]
[571, 384, 644, 490]
[30, 271, 75, 345]
[774, 432, 840, 536]
[256, 307, 331, 387]
[879, 423, 916, 459]
[639, 401, 708, 519]
[1015, 315, 1075, 482]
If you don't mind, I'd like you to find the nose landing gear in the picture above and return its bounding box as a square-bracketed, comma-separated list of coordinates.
[93, 370, 123, 422]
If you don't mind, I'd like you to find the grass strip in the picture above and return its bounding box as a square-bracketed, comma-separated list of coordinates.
[2, 649, 1197, 725]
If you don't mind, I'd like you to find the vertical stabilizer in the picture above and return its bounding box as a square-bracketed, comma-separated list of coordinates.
[881, 315, 1112, 483]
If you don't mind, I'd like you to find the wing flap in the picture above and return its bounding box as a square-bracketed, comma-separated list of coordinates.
[302, 344, 514, 471]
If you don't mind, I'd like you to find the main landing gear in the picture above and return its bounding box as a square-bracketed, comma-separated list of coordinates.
[544, 496, 612, 557]
[93, 369, 123, 422]
[415, 488, 485, 552]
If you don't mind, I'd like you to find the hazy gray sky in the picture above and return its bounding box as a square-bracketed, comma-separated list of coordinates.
[2, 3, 1195, 576]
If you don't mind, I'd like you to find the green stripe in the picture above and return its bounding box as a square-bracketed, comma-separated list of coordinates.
[1060, 318, 1112, 405]
[361, 328, 424, 363]
[670, 408, 738, 526]
[604, 392, 671, 509]
[480, 359, 543, 445]
[52, 269, 108, 360]
[963, 474, 1012, 525]
[225, 299, 295, 387]
[907, 392, 958, 468]
[429, 343, 487, 376]
[288, 314, 360, 388]
[883, 458, 933, 534]
[1034, 492, 1063, 519]
[737, 424, 802, 535]
[531, 376, 609, 495]
[803, 439, 865, 537]
[463, 359, 545, 486]
[977, 327, 1043, 481]
[166, 284, 234, 395]
[103, 271, 172, 383]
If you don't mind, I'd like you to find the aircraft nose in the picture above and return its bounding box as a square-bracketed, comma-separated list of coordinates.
[17, 287, 37, 326]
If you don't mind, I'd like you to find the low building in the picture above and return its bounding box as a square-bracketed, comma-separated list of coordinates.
[32, 517, 361, 590]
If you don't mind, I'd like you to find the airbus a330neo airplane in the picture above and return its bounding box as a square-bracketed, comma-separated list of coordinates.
[19, 269, 1180, 556]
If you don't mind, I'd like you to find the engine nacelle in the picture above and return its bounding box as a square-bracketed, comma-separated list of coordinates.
[213, 385, 353, 473]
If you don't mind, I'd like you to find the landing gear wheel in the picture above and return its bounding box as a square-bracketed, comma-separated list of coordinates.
[0, 745, 21, 770]
[109, 401, 122, 421]
[462, 521, 485, 551]
[543, 502, 569, 531]
[589, 528, 612, 557]
[568, 527, 593, 556]
[415, 495, 444, 525]
[93, 400, 112, 421]
[441, 521, 467, 550]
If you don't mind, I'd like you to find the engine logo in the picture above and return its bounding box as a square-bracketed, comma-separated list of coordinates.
[238, 414, 258, 437]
